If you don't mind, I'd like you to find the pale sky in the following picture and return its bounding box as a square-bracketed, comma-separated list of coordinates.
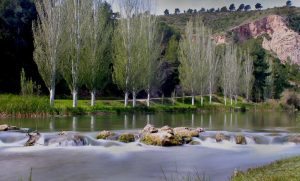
[111, 0, 300, 15]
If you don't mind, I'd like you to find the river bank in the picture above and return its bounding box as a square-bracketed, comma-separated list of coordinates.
[0, 94, 286, 118]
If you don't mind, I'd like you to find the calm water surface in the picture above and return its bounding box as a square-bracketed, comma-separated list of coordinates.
[1, 112, 300, 181]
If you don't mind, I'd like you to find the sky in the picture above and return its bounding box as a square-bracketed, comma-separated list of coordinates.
[156, 0, 300, 14]
[112, 0, 300, 15]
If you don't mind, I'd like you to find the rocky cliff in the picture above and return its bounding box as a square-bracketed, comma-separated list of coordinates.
[215, 15, 300, 65]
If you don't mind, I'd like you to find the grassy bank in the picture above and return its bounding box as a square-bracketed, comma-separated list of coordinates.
[231, 156, 300, 181]
[0, 94, 284, 117]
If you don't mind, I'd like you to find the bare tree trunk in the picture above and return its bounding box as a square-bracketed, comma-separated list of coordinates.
[235, 95, 238, 105]
[209, 82, 212, 104]
[192, 95, 195, 106]
[124, 91, 129, 107]
[72, 89, 78, 108]
[91, 90, 96, 106]
[147, 92, 150, 107]
[230, 97, 233, 106]
[132, 91, 136, 107]
[201, 95, 204, 106]
[49, 87, 55, 107]
[224, 96, 227, 106]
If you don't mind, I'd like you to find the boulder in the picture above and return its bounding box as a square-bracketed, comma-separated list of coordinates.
[235, 135, 247, 145]
[142, 124, 158, 134]
[96, 131, 116, 140]
[215, 133, 225, 142]
[25, 132, 41, 146]
[140, 132, 183, 146]
[173, 127, 199, 143]
[118, 133, 135, 143]
[0, 124, 9, 131]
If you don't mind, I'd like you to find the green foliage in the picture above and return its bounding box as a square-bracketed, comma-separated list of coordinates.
[271, 59, 289, 99]
[287, 12, 300, 33]
[20, 69, 41, 96]
[165, 35, 180, 62]
[241, 39, 270, 102]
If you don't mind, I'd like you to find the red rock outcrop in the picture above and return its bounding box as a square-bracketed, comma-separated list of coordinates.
[215, 15, 300, 65]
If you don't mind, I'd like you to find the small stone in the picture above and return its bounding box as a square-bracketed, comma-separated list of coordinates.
[216, 133, 225, 142]
[235, 135, 247, 145]
[0, 124, 9, 131]
[189, 140, 201, 145]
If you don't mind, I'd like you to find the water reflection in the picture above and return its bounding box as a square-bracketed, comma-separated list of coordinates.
[0, 112, 299, 133]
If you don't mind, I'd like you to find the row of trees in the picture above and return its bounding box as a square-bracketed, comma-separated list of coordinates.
[178, 17, 254, 106]
[33, 0, 161, 108]
[33, 0, 113, 107]
[164, 1, 293, 15]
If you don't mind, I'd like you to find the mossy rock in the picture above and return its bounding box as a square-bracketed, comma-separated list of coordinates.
[118, 133, 135, 143]
[140, 133, 183, 146]
[96, 131, 115, 140]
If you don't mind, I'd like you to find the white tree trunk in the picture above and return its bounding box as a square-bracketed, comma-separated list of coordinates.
[91, 90, 96, 106]
[230, 97, 233, 106]
[147, 92, 150, 107]
[235, 95, 238, 105]
[224, 96, 227, 106]
[209, 82, 212, 104]
[201, 96, 204, 106]
[192, 95, 195, 106]
[72, 89, 78, 108]
[124, 91, 129, 107]
[132, 91, 137, 107]
[49, 87, 55, 107]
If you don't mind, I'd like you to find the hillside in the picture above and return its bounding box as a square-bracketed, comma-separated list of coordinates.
[158, 7, 300, 65]
[158, 7, 300, 34]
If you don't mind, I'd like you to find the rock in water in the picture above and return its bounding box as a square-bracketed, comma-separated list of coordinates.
[189, 140, 201, 145]
[142, 124, 158, 134]
[215, 133, 225, 142]
[25, 132, 41, 146]
[173, 127, 200, 143]
[0, 124, 9, 131]
[118, 133, 135, 143]
[235, 135, 247, 145]
[96, 131, 116, 140]
[160, 126, 174, 134]
[141, 132, 183, 146]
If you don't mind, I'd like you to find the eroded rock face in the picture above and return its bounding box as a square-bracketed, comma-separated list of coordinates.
[215, 15, 300, 65]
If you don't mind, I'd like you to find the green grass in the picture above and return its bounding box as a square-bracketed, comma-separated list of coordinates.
[231, 156, 300, 181]
[0, 94, 284, 117]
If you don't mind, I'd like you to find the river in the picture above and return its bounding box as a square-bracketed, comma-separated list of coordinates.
[0, 112, 300, 181]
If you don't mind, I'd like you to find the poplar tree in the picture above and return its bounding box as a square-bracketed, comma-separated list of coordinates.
[33, 0, 63, 106]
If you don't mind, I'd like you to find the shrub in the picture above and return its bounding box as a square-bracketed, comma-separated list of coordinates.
[286, 94, 300, 109]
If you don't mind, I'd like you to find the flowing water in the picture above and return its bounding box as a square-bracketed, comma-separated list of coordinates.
[1, 112, 300, 181]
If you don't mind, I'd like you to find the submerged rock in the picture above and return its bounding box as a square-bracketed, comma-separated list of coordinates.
[189, 140, 201, 145]
[235, 135, 247, 145]
[287, 135, 300, 144]
[96, 131, 116, 140]
[25, 132, 41, 146]
[45, 132, 88, 146]
[118, 133, 135, 143]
